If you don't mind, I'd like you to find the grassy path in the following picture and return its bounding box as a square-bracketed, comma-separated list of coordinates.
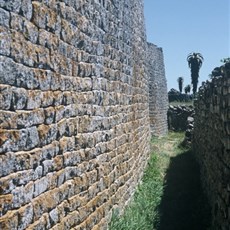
[109, 132, 211, 230]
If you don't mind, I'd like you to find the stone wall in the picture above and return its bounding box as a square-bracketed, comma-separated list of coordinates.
[168, 105, 194, 131]
[147, 43, 168, 136]
[193, 72, 230, 229]
[0, 0, 151, 229]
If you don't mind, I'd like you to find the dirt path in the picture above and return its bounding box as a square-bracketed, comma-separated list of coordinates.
[154, 136, 211, 230]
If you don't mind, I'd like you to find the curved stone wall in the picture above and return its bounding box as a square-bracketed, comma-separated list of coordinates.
[147, 43, 168, 136]
[0, 1, 151, 229]
[193, 71, 230, 229]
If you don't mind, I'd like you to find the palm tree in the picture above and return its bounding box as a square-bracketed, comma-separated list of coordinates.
[177, 76, 184, 93]
[187, 52, 204, 94]
[184, 84, 191, 94]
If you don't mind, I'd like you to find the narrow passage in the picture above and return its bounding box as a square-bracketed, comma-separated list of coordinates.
[155, 133, 211, 230]
[109, 132, 211, 230]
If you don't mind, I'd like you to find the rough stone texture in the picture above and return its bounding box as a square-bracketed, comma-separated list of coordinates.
[182, 116, 194, 146]
[0, 0, 157, 229]
[147, 43, 168, 136]
[193, 71, 230, 229]
[168, 105, 194, 131]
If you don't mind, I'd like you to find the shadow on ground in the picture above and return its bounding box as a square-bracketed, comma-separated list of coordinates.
[155, 149, 211, 230]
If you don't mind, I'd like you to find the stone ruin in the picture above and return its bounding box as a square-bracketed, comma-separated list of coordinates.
[193, 66, 230, 229]
[0, 0, 168, 229]
[147, 43, 168, 136]
[2, 1, 229, 229]
[168, 105, 194, 131]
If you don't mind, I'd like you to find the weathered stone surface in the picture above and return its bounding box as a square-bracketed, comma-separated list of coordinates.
[10, 13, 38, 43]
[193, 68, 230, 229]
[147, 43, 168, 136]
[0, 8, 10, 27]
[11, 87, 28, 110]
[168, 105, 194, 131]
[17, 109, 45, 128]
[18, 204, 34, 230]
[0, 111, 18, 129]
[11, 31, 38, 67]
[0, 85, 12, 110]
[0, 0, 169, 229]
[0, 26, 11, 56]
[0, 56, 17, 85]
[0, 0, 21, 12]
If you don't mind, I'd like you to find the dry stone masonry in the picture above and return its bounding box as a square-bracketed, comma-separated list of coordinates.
[193, 69, 230, 229]
[0, 0, 168, 229]
[168, 105, 194, 131]
[147, 43, 168, 136]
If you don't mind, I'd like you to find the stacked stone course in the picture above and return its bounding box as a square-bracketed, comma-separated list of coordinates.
[0, 0, 154, 229]
[147, 43, 168, 136]
[168, 105, 194, 131]
[193, 72, 230, 229]
[0, 0, 168, 229]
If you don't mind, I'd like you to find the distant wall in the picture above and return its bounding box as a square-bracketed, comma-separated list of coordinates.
[0, 0, 151, 229]
[168, 93, 193, 103]
[147, 43, 168, 136]
[193, 72, 230, 229]
[168, 105, 194, 131]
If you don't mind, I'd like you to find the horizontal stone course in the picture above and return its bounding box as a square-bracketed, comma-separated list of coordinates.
[0, 3, 168, 230]
[168, 105, 194, 131]
[0, 0, 159, 229]
[193, 70, 230, 229]
[147, 43, 168, 136]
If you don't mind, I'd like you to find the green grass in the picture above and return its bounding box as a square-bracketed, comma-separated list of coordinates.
[109, 131, 211, 229]
[109, 132, 187, 230]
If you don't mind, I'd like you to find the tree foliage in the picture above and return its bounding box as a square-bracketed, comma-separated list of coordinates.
[187, 52, 203, 94]
[177, 77, 184, 93]
[184, 85, 191, 94]
[220, 57, 230, 64]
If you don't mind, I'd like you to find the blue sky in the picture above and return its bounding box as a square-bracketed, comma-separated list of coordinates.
[144, 0, 230, 91]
